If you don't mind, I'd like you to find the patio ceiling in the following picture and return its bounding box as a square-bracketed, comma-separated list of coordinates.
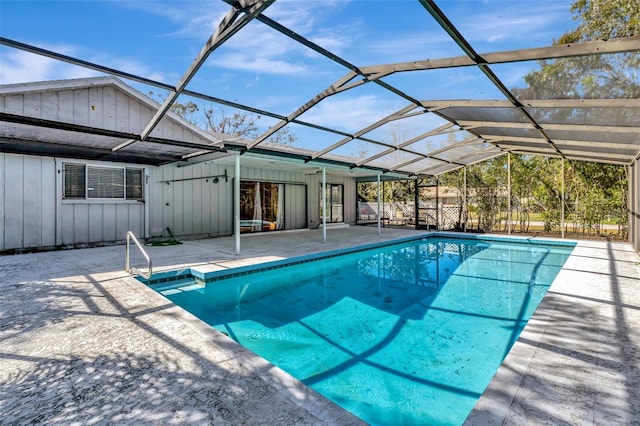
[1, 0, 639, 176]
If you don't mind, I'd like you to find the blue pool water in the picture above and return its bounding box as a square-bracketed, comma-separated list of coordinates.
[150, 236, 574, 425]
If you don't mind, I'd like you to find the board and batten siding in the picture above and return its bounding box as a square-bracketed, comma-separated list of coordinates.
[150, 162, 233, 239]
[58, 202, 145, 246]
[285, 184, 307, 230]
[1, 81, 217, 147]
[1, 152, 360, 250]
[0, 153, 56, 250]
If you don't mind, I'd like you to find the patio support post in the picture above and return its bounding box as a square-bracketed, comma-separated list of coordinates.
[561, 159, 565, 238]
[234, 153, 240, 255]
[463, 166, 467, 232]
[414, 177, 419, 230]
[377, 174, 381, 236]
[436, 177, 439, 230]
[322, 166, 327, 243]
[382, 180, 386, 227]
[508, 152, 511, 235]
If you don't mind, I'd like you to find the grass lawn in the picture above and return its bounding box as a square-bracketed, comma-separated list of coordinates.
[491, 212, 622, 226]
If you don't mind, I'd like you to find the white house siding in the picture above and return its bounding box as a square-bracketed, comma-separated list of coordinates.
[0, 79, 218, 149]
[150, 161, 232, 239]
[0, 153, 56, 250]
[149, 163, 313, 239]
[58, 202, 145, 246]
[285, 184, 307, 230]
[0, 152, 358, 250]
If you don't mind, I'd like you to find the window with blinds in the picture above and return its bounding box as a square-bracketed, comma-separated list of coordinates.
[87, 166, 124, 198]
[63, 163, 144, 200]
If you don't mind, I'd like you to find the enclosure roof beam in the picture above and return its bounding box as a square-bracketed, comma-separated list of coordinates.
[508, 150, 630, 166]
[359, 35, 640, 77]
[484, 135, 640, 151]
[415, 146, 501, 175]
[310, 104, 419, 160]
[246, 71, 363, 149]
[379, 135, 483, 172]
[422, 98, 640, 109]
[460, 120, 640, 134]
[355, 123, 460, 167]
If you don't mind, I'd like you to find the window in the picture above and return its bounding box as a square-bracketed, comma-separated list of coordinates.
[126, 168, 144, 199]
[63, 163, 144, 200]
[239, 181, 285, 233]
[319, 183, 343, 223]
[63, 163, 86, 199]
[87, 166, 124, 199]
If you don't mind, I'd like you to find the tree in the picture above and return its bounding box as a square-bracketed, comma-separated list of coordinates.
[508, 0, 634, 236]
[466, 157, 508, 232]
[148, 91, 297, 145]
[203, 106, 259, 138]
[148, 91, 200, 124]
[513, 0, 640, 100]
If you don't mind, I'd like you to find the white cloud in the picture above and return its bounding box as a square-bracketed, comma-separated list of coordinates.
[299, 94, 403, 132]
[101, 0, 357, 79]
[142, 0, 356, 76]
[209, 53, 308, 75]
[0, 44, 169, 86]
[116, 1, 228, 39]
[0, 47, 101, 84]
[367, 33, 462, 64]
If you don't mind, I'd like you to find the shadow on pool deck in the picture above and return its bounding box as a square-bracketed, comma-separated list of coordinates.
[466, 239, 640, 425]
[1, 227, 639, 425]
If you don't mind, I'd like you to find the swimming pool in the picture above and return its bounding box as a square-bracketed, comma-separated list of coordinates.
[148, 235, 574, 425]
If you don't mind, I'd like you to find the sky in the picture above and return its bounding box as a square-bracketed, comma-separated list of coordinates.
[0, 0, 577, 154]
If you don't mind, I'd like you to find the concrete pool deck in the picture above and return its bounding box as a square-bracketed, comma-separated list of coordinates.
[1, 227, 638, 425]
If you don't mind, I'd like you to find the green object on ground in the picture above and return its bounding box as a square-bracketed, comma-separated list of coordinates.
[145, 239, 182, 246]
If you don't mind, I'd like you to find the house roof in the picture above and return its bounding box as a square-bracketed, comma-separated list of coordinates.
[0, 77, 230, 166]
[1, 1, 639, 175]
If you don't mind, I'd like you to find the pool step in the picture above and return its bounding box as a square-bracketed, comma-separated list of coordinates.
[151, 277, 205, 295]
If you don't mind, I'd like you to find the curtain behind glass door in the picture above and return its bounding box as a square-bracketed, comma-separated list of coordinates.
[320, 183, 344, 223]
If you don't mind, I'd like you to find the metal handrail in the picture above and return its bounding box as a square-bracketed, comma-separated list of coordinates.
[125, 231, 152, 279]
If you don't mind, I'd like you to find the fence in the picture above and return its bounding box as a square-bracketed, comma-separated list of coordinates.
[357, 201, 461, 230]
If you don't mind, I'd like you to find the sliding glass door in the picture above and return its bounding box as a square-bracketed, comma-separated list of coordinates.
[320, 183, 344, 223]
[240, 181, 284, 233]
